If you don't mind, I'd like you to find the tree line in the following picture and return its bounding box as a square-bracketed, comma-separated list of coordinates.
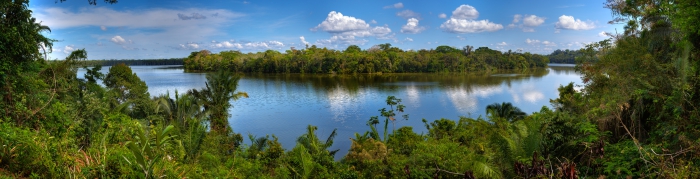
[546, 49, 585, 64]
[183, 44, 550, 73]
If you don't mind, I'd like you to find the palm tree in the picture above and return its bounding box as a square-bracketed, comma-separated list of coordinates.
[463, 45, 474, 56]
[189, 70, 248, 132]
[486, 102, 526, 122]
[296, 125, 339, 157]
[31, 18, 54, 60]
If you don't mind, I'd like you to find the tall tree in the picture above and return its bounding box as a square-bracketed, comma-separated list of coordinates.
[486, 102, 526, 122]
[189, 70, 248, 132]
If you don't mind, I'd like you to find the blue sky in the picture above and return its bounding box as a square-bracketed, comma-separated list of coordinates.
[31, 0, 621, 60]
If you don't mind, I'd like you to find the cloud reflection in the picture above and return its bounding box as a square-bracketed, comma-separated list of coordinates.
[509, 83, 545, 103]
[445, 85, 503, 115]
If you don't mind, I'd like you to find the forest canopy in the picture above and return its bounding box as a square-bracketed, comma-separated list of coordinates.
[182, 44, 550, 73]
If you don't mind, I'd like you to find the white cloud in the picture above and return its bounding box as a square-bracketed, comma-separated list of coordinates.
[212, 41, 243, 49]
[508, 14, 544, 32]
[177, 42, 200, 50]
[457, 35, 465, 40]
[555, 15, 595, 30]
[512, 14, 522, 23]
[311, 11, 370, 33]
[401, 18, 426, 34]
[438, 13, 447, 18]
[440, 5, 501, 34]
[542, 41, 556, 46]
[370, 20, 377, 24]
[523, 15, 545, 27]
[110, 35, 127, 44]
[209, 40, 285, 50]
[526, 38, 540, 44]
[440, 18, 503, 33]
[497, 42, 507, 46]
[598, 31, 608, 37]
[451, 5, 479, 20]
[100, 25, 107, 31]
[312, 11, 395, 44]
[300, 36, 309, 45]
[62, 45, 75, 54]
[396, 10, 421, 19]
[404, 37, 413, 42]
[384, 2, 404, 9]
[315, 35, 369, 47]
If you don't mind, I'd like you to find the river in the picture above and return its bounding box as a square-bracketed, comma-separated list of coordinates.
[78, 64, 582, 159]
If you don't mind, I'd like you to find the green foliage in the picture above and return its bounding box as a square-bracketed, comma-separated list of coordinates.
[486, 102, 526, 122]
[183, 45, 548, 73]
[123, 124, 177, 179]
[189, 70, 248, 132]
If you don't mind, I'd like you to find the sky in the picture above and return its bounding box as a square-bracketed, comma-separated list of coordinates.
[30, 0, 622, 60]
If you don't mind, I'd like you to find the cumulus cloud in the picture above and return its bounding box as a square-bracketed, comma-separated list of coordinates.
[542, 41, 556, 46]
[401, 18, 426, 34]
[523, 15, 545, 27]
[525, 38, 556, 46]
[100, 25, 107, 31]
[110, 36, 127, 44]
[311, 11, 396, 46]
[555, 15, 595, 30]
[396, 10, 421, 19]
[311, 11, 370, 33]
[176, 42, 200, 50]
[62, 45, 75, 54]
[438, 13, 447, 18]
[451, 5, 479, 20]
[209, 40, 285, 50]
[497, 42, 507, 46]
[370, 20, 377, 24]
[526, 38, 540, 44]
[440, 4, 502, 33]
[404, 37, 413, 42]
[384, 2, 403, 9]
[598, 31, 608, 37]
[300, 36, 309, 45]
[512, 14, 522, 23]
[440, 18, 502, 33]
[508, 14, 544, 32]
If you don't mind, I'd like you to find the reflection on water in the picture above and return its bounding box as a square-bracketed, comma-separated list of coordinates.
[78, 65, 581, 160]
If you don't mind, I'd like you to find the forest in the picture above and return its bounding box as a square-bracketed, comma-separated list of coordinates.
[2, 0, 700, 178]
[546, 49, 584, 64]
[183, 45, 550, 73]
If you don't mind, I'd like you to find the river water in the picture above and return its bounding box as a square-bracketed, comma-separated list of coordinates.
[78, 64, 581, 159]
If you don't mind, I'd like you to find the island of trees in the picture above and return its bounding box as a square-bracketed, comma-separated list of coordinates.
[183, 45, 550, 73]
[2, 0, 700, 178]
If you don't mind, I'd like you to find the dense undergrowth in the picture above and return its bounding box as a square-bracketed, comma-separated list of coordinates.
[2, 0, 700, 178]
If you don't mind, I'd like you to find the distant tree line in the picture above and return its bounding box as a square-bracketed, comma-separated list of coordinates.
[184, 44, 549, 73]
[546, 49, 585, 64]
[81, 58, 184, 66]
